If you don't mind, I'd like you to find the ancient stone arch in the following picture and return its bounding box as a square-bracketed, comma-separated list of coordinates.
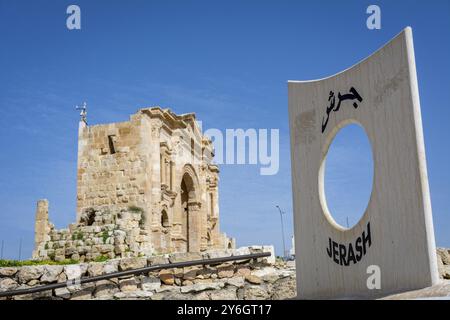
[180, 164, 202, 252]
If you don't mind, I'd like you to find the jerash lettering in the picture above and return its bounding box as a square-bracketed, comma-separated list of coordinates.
[1, 9, 450, 303]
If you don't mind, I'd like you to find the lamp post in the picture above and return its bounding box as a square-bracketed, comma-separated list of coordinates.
[275, 205, 287, 260]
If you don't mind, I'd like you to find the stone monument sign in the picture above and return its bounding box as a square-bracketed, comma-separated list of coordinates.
[288, 28, 439, 298]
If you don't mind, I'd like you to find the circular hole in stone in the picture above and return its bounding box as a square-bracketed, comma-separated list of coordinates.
[322, 123, 374, 229]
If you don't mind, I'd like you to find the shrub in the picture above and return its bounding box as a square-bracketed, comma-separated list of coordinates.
[101, 231, 109, 244]
[128, 206, 144, 214]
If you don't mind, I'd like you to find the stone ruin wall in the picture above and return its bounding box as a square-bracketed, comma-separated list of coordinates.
[33, 201, 153, 262]
[3, 248, 449, 300]
[1, 247, 297, 300]
[76, 113, 149, 221]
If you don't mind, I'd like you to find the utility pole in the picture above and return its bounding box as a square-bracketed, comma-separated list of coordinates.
[18, 238, 22, 261]
[1, 240, 4, 260]
[275, 205, 287, 260]
[346, 216, 349, 228]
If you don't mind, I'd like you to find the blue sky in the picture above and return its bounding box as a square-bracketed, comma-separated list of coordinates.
[0, 0, 449, 259]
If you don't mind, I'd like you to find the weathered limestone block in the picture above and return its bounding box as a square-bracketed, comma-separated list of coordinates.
[104, 260, 119, 274]
[209, 287, 238, 300]
[141, 276, 161, 292]
[180, 282, 224, 293]
[17, 266, 44, 283]
[54, 287, 71, 299]
[119, 257, 147, 271]
[119, 278, 138, 292]
[147, 255, 169, 266]
[0, 267, 18, 277]
[71, 285, 94, 300]
[87, 263, 104, 277]
[225, 276, 245, 288]
[437, 248, 450, 265]
[114, 290, 153, 299]
[271, 277, 296, 300]
[159, 269, 174, 285]
[64, 264, 87, 282]
[236, 265, 251, 277]
[217, 263, 235, 278]
[94, 280, 119, 298]
[183, 266, 202, 280]
[243, 284, 270, 300]
[41, 266, 63, 283]
[206, 249, 233, 259]
[65, 246, 77, 256]
[0, 278, 18, 291]
[245, 274, 262, 285]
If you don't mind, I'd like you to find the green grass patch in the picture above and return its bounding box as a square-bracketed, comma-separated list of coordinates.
[101, 231, 109, 244]
[93, 255, 109, 263]
[0, 258, 79, 267]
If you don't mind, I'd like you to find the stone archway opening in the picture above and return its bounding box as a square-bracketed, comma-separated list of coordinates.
[161, 209, 169, 228]
[180, 171, 199, 252]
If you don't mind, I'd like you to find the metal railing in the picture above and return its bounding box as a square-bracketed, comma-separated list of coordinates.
[0, 252, 271, 298]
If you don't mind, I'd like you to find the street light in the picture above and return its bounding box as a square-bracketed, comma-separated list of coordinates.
[275, 205, 287, 260]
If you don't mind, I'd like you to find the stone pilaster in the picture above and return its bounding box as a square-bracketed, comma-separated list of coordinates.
[32, 199, 50, 259]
